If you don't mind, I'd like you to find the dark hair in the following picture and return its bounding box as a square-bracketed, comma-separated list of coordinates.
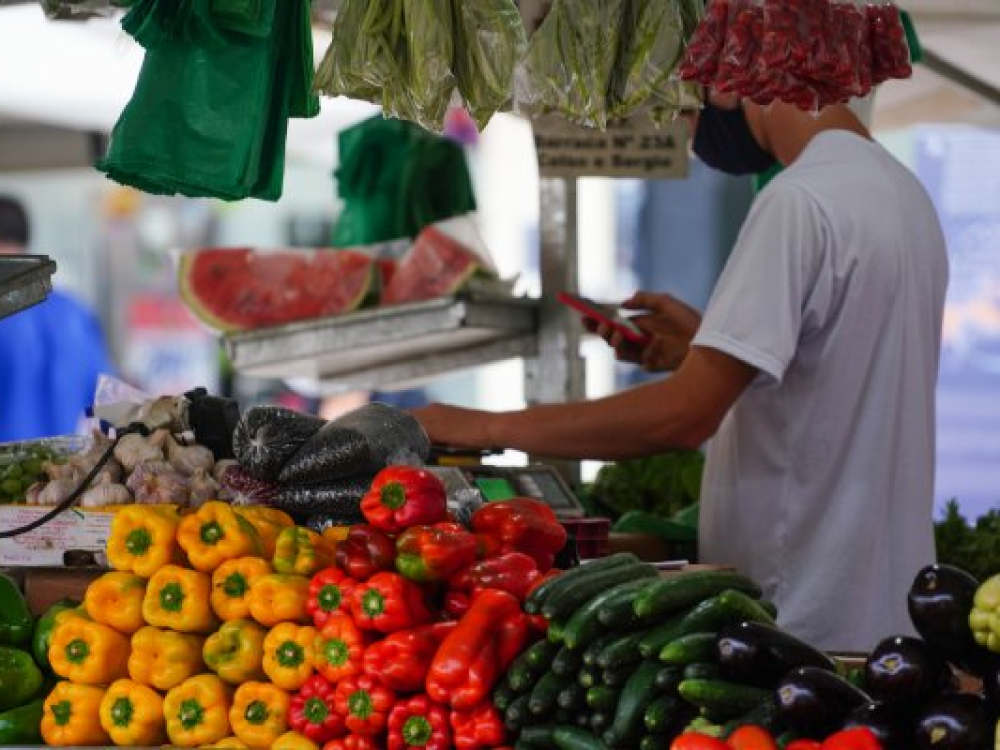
[0, 196, 30, 247]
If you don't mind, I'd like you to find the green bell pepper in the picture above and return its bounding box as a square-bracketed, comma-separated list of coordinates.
[0, 646, 42, 711]
[970, 573, 1000, 653]
[0, 573, 33, 647]
[32, 598, 78, 672]
[0, 697, 43, 745]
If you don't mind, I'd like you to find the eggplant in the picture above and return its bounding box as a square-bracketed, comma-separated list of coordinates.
[270, 476, 373, 520]
[980, 653, 1000, 712]
[716, 621, 838, 689]
[864, 635, 956, 706]
[914, 691, 994, 750]
[841, 700, 915, 750]
[907, 563, 986, 676]
[775, 666, 871, 738]
[233, 406, 325, 480]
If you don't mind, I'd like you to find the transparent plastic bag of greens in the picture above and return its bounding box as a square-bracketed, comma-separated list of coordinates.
[451, 0, 527, 130]
[610, 0, 688, 122]
[314, 0, 392, 102]
[40, 0, 132, 20]
[518, 0, 629, 130]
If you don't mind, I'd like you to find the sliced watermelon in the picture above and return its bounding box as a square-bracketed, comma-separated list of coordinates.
[380, 226, 487, 307]
[178, 247, 376, 332]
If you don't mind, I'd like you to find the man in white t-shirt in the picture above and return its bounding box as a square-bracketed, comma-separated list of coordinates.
[412, 95, 948, 652]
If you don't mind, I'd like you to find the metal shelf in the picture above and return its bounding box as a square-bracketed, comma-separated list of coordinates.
[222, 294, 540, 390]
[0, 255, 56, 322]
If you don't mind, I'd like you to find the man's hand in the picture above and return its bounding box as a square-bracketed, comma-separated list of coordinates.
[585, 291, 701, 372]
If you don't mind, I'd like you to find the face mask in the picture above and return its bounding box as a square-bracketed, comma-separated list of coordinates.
[692, 100, 777, 176]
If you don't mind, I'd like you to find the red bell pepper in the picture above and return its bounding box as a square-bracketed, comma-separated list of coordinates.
[670, 734, 731, 750]
[449, 702, 505, 750]
[442, 590, 470, 620]
[315, 612, 368, 684]
[821, 728, 882, 750]
[361, 466, 448, 534]
[470, 498, 567, 571]
[727, 725, 779, 750]
[322, 734, 382, 750]
[290, 674, 347, 744]
[350, 572, 432, 633]
[395, 523, 478, 584]
[335, 525, 397, 582]
[496, 606, 531, 672]
[785, 742, 823, 750]
[308, 567, 356, 628]
[333, 674, 396, 736]
[426, 589, 524, 710]
[363, 622, 456, 693]
[387, 695, 451, 750]
[450, 552, 540, 602]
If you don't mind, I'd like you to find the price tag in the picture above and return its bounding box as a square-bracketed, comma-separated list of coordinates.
[532, 115, 690, 179]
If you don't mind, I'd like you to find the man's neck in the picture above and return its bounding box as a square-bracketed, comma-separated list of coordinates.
[751, 102, 873, 167]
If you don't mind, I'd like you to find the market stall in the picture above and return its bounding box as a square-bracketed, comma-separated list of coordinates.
[1, 0, 999, 748]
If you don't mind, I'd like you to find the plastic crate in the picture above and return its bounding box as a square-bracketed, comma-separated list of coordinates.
[561, 517, 611, 559]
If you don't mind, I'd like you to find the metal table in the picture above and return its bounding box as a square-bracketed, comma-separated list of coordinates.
[0, 255, 56, 322]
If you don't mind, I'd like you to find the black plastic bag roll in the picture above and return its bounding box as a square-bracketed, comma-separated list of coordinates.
[233, 406, 326, 480]
[270, 475, 373, 521]
[278, 402, 430, 484]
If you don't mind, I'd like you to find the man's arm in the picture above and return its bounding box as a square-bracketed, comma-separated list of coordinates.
[412, 346, 756, 461]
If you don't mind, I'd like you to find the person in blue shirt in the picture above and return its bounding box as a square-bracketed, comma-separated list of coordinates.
[0, 196, 114, 441]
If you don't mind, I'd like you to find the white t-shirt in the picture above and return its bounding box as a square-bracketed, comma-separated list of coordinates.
[693, 130, 949, 652]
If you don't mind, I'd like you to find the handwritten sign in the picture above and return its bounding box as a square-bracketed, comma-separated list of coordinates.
[532, 115, 690, 179]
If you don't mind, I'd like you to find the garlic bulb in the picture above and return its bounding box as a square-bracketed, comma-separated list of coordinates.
[24, 481, 45, 505]
[114, 433, 164, 473]
[37, 478, 78, 506]
[128, 464, 190, 505]
[188, 467, 221, 508]
[166, 435, 215, 477]
[42, 460, 79, 482]
[125, 461, 175, 485]
[80, 474, 132, 508]
[212, 459, 238, 484]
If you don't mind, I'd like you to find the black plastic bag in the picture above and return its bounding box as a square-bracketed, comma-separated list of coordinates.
[232, 406, 325, 480]
[272, 476, 373, 523]
[278, 402, 430, 484]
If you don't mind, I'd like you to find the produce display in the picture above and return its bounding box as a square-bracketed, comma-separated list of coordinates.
[0, 440, 71, 505]
[679, 0, 912, 110]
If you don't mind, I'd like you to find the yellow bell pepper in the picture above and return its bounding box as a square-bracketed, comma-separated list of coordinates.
[106, 504, 182, 578]
[272, 526, 337, 576]
[248, 573, 311, 627]
[98, 678, 166, 746]
[41, 681, 110, 746]
[212, 556, 273, 621]
[163, 673, 233, 748]
[230, 681, 291, 750]
[203, 619, 268, 685]
[49, 616, 130, 685]
[143, 564, 219, 633]
[128, 625, 205, 691]
[236, 506, 294, 559]
[84, 571, 147, 635]
[204, 735, 250, 748]
[274, 730, 320, 750]
[262, 622, 317, 691]
[322, 525, 351, 545]
[178, 501, 264, 573]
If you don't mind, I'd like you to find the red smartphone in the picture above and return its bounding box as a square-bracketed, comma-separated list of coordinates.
[557, 291, 651, 346]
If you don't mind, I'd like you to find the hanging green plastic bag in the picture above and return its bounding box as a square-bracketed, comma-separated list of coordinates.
[211, 0, 274, 37]
[451, 0, 527, 130]
[314, 0, 399, 103]
[390, 0, 455, 131]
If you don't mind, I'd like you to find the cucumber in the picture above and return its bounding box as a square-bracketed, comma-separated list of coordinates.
[659, 632, 719, 665]
[758, 598, 779, 619]
[516, 724, 558, 749]
[640, 735, 670, 750]
[583, 632, 621, 667]
[553, 725, 608, 750]
[507, 653, 541, 694]
[557, 682, 588, 712]
[578, 667, 600, 689]
[601, 662, 635, 688]
[605, 660, 662, 747]
[633, 570, 763, 619]
[721, 695, 783, 736]
[547, 620, 566, 644]
[644, 695, 681, 733]
[677, 678, 771, 721]
[542, 563, 659, 622]
[637, 606, 698, 659]
[654, 665, 684, 692]
[525, 553, 639, 614]
[601, 626, 664, 669]
[574, 712, 592, 728]
[504, 694, 533, 734]
[493, 680, 517, 712]
[586, 685, 620, 714]
[525, 639, 560, 670]
[683, 661, 723, 681]
[597, 579, 658, 630]
[561, 578, 656, 649]
[589, 712, 612, 734]
[529, 672, 573, 716]
[552, 646, 583, 676]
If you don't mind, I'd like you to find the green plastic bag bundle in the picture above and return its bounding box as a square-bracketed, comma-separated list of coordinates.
[610, 0, 687, 119]
[332, 117, 476, 247]
[451, 0, 527, 129]
[96, 0, 318, 201]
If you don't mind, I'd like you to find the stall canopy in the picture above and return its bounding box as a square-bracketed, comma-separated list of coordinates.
[0, 0, 997, 171]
